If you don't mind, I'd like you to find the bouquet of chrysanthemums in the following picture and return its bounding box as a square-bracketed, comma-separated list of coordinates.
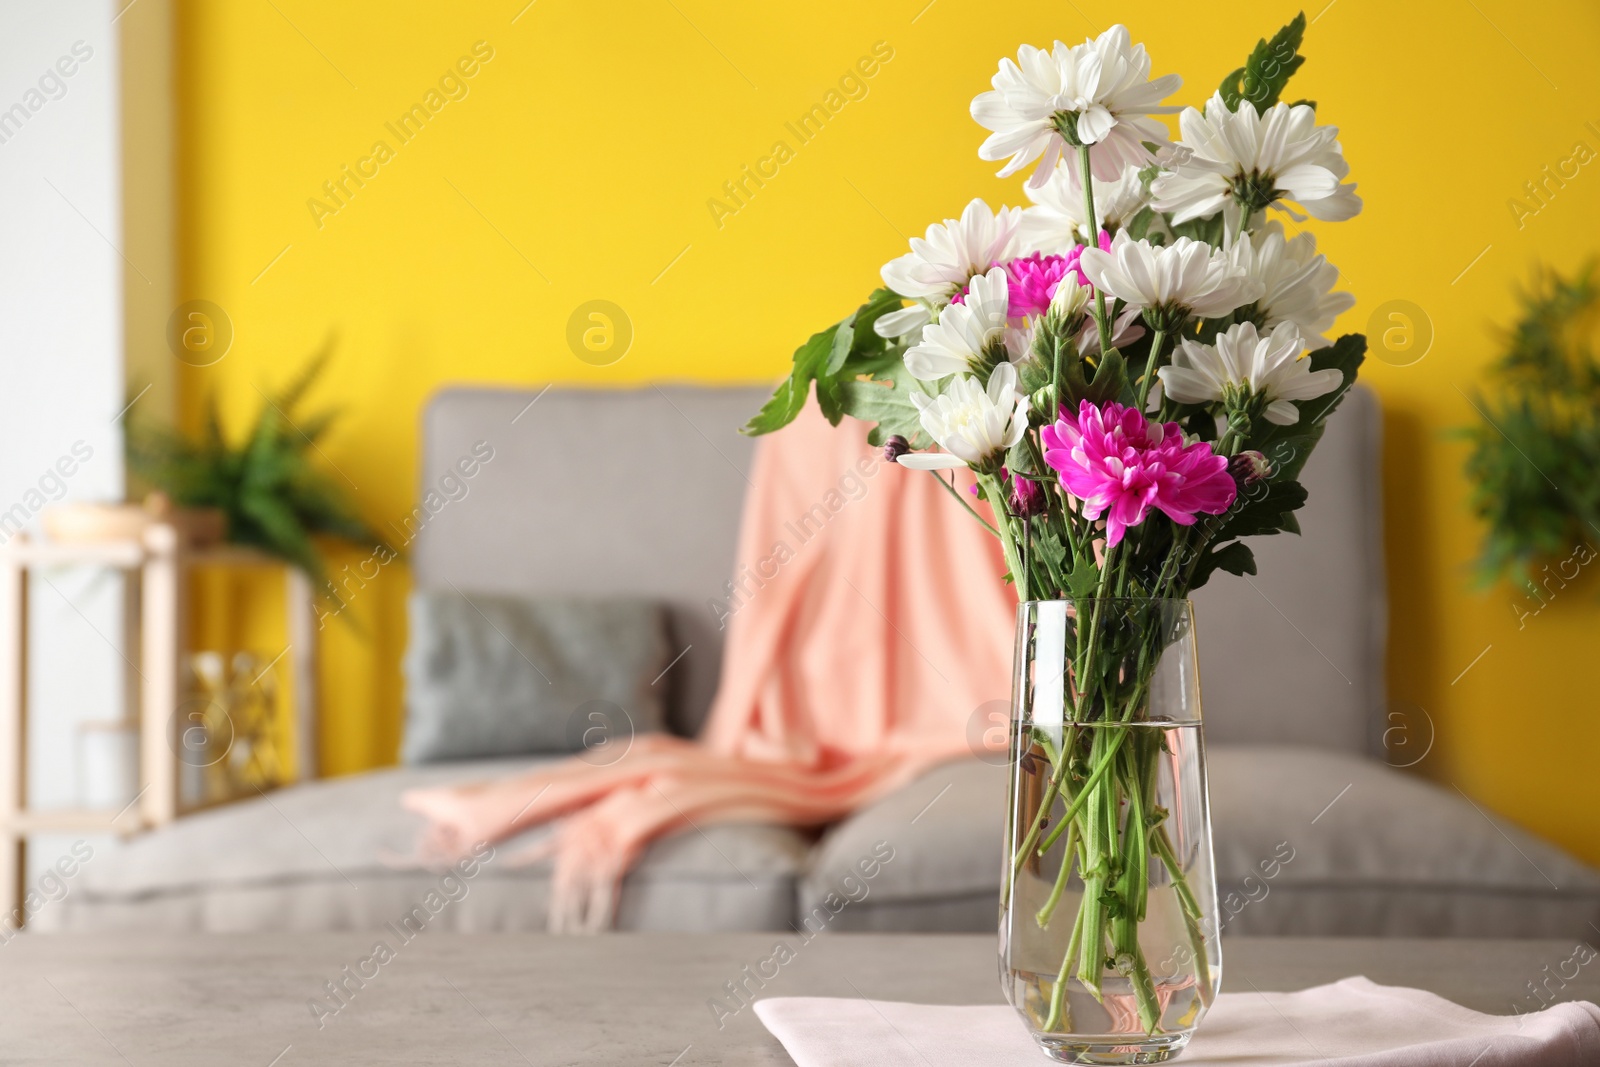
[748, 12, 1362, 607]
[748, 12, 1365, 1051]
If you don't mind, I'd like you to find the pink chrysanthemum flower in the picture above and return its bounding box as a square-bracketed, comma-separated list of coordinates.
[1000, 232, 1111, 318]
[1041, 400, 1236, 547]
[952, 232, 1112, 315]
[1002, 253, 1075, 319]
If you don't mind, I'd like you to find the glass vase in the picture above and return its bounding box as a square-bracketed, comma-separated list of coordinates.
[1000, 599, 1221, 1064]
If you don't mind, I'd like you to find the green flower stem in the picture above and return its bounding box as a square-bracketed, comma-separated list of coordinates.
[1042, 883, 1087, 1033]
[1035, 804, 1079, 928]
[1071, 543, 1121, 718]
[1232, 198, 1251, 243]
[1022, 434, 1076, 580]
[1003, 717, 1078, 907]
[1006, 754, 1070, 892]
[1035, 724, 1129, 857]
[1060, 506, 1084, 568]
[1154, 825, 1214, 1005]
[1037, 674, 1146, 858]
[1036, 726, 1062, 769]
[930, 471, 1000, 536]
[1075, 729, 1112, 1001]
[1018, 608, 1190, 1038]
[1112, 744, 1161, 1034]
[1049, 320, 1067, 412]
[1154, 526, 1192, 600]
[1123, 745, 1151, 924]
[1077, 143, 1114, 356]
[1017, 602, 1196, 1040]
[1135, 328, 1166, 412]
[979, 474, 1030, 601]
[1213, 419, 1248, 459]
[1012, 591, 1174, 1034]
[1113, 909, 1162, 1034]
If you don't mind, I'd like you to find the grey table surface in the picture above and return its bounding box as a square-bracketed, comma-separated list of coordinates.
[4, 933, 1597, 1065]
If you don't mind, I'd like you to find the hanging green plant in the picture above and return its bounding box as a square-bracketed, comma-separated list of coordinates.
[1462, 262, 1600, 587]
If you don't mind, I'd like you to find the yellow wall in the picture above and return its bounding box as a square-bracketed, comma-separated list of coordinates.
[173, 1, 1600, 859]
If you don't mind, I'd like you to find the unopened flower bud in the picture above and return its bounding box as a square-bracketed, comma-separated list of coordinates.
[1048, 277, 1091, 323]
[1232, 450, 1271, 485]
[883, 435, 911, 463]
[1009, 472, 1047, 518]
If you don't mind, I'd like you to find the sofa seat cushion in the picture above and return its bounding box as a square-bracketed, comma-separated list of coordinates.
[49, 760, 809, 934]
[1207, 745, 1600, 937]
[799, 747, 1600, 937]
[796, 758, 1006, 934]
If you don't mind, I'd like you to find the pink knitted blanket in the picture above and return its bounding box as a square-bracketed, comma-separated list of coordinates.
[402, 403, 1015, 930]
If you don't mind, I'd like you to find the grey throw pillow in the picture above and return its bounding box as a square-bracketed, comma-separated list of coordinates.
[402, 590, 671, 763]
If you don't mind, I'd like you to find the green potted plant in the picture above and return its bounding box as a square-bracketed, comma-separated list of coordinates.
[125, 349, 392, 604]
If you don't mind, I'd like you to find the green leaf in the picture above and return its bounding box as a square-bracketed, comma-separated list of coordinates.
[815, 322, 858, 425]
[1168, 212, 1226, 248]
[1258, 423, 1325, 484]
[1060, 349, 1129, 409]
[836, 376, 929, 448]
[1188, 540, 1257, 592]
[275, 339, 335, 413]
[238, 490, 325, 586]
[1310, 331, 1367, 382]
[1217, 12, 1308, 113]
[744, 289, 911, 437]
[848, 288, 905, 353]
[1215, 479, 1309, 542]
[1125, 206, 1161, 242]
[823, 319, 854, 377]
[1064, 556, 1101, 601]
[1245, 333, 1366, 475]
[742, 323, 840, 436]
[1298, 332, 1367, 424]
[1032, 526, 1069, 586]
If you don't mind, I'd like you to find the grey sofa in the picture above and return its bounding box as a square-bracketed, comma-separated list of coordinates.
[48, 384, 1600, 937]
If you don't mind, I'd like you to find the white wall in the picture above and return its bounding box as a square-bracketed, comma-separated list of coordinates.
[0, 1, 127, 887]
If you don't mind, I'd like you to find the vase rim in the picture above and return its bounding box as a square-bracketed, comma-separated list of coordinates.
[1017, 596, 1192, 606]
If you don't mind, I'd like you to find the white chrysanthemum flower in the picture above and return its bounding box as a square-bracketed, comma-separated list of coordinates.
[903, 268, 1010, 381]
[1150, 93, 1362, 224]
[1160, 322, 1343, 425]
[1077, 231, 1262, 325]
[876, 199, 1023, 339]
[898, 362, 1030, 471]
[1229, 221, 1355, 349]
[970, 25, 1181, 189]
[1021, 163, 1149, 252]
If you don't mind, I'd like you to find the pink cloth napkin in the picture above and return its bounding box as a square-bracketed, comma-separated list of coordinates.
[753, 979, 1600, 1066]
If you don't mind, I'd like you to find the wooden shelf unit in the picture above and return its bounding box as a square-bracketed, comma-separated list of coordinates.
[0, 523, 319, 924]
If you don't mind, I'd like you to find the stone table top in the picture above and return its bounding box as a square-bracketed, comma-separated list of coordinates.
[4, 933, 1596, 1065]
